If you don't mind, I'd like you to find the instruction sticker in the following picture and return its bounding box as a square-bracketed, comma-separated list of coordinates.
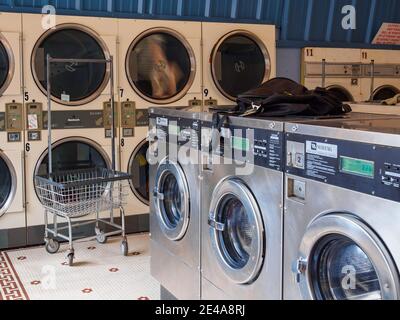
[306, 141, 338, 158]
[28, 114, 39, 130]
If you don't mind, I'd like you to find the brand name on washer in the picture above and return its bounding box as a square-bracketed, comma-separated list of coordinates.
[306, 141, 338, 158]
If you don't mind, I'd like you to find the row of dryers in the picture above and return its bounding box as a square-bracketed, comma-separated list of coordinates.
[149, 107, 400, 300]
[303, 47, 400, 103]
[0, 11, 276, 248]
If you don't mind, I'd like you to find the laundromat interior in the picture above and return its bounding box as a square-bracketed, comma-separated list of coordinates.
[1, 0, 400, 302]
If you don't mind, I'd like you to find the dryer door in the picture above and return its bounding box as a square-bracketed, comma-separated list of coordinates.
[0, 152, 16, 217]
[296, 214, 399, 300]
[208, 178, 264, 285]
[128, 139, 150, 205]
[153, 159, 190, 241]
[0, 34, 12, 96]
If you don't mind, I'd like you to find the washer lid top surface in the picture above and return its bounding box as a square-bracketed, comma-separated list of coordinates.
[298, 214, 399, 300]
[32, 25, 110, 106]
[0, 152, 16, 217]
[126, 28, 196, 104]
[211, 31, 271, 101]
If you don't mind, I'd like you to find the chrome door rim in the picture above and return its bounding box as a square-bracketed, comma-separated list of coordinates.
[0, 33, 15, 97]
[298, 214, 399, 300]
[0, 152, 17, 217]
[125, 27, 197, 105]
[153, 158, 190, 241]
[31, 24, 111, 106]
[127, 139, 149, 205]
[211, 30, 271, 102]
[209, 178, 264, 284]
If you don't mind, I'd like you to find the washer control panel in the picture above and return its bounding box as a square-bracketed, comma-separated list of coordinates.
[26, 102, 43, 141]
[286, 133, 400, 202]
[202, 122, 284, 172]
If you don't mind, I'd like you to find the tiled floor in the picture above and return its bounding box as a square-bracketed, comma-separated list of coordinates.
[0, 233, 160, 300]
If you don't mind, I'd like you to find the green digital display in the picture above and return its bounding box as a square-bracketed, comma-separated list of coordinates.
[232, 137, 250, 152]
[169, 124, 180, 135]
[340, 156, 375, 178]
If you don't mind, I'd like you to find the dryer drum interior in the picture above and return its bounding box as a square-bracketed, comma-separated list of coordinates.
[128, 139, 150, 205]
[211, 32, 271, 101]
[0, 153, 16, 216]
[32, 25, 110, 106]
[126, 29, 195, 104]
[372, 85, 400, 101]
[326, 85, 354, 102]
[34, 139, 110, 202]
[0, 34, 13, 96]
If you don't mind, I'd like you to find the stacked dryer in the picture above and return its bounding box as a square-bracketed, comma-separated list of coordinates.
[202, 23, 276, 107]
[0, 12, 25, 249]
[117, 19, 202, 225]
[22, 14, 119, 245]
[360, 49, 400, 102]
[302, 47, 363, 102]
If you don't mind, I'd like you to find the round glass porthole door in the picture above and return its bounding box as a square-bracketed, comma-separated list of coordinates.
[153, 159, 190, 241]
[34, 138, 110, 200]
[0, 35, 13, 96]
[128, 140, 150, 205]
[126, 28, 196, 104]
[372, 85, 400, 101]
[208, 179, 264, 284]
[32, 25, 110, 106]
[327, 86, 354, 102]
[211, 31, 271, 101]
[0, 153, 16, 217]
[297, 214, 399, 300]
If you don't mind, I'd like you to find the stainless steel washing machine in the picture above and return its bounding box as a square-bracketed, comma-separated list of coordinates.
[284, 117, 400, 300]
[149, 107, 201, 300]
[200, 113, 284, 300]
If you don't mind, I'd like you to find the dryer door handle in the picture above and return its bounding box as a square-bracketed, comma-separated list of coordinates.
[208, 218, 225, 232]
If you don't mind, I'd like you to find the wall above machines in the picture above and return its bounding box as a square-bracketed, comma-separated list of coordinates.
[1, 0, 399, 49]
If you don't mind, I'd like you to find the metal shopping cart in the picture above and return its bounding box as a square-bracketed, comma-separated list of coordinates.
[34, 55, 131, 266]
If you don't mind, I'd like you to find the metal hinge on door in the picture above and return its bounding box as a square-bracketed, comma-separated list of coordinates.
[153, 188, 164, 200]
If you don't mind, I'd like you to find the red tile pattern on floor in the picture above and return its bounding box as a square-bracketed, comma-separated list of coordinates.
[0, 252, 29, 300]
[82, 288, 93, 294]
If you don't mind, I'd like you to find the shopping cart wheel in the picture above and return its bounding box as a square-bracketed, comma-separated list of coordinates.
[96, 232, 108, 244]
[67, 252, 74, 267]
[45, 239, 60, 254]
[121, 238, 129, 256]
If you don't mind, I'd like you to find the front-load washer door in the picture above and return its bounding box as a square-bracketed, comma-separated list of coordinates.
[296, 214, 399, 300]
[208, 178, 264, 285]
[153, 158, 190, 241]
[0, 152, 17, 217]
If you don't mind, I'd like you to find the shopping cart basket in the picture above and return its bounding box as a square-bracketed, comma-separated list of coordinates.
[35, 168, 131, 266]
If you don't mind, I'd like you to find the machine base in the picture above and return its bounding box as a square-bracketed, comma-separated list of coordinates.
[23, 214, 149, 247]
[0, 227, 27, 250]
